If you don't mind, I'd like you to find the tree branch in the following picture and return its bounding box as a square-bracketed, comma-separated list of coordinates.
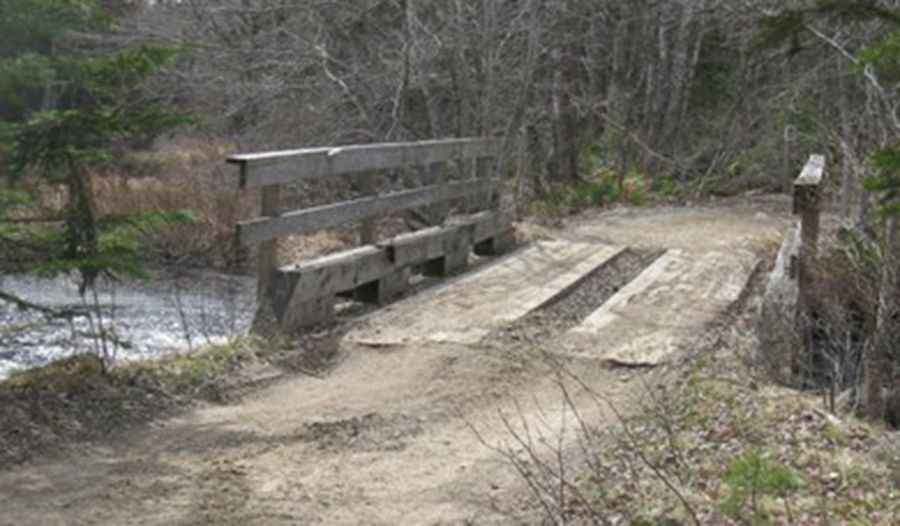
[0, 289, 91, 320]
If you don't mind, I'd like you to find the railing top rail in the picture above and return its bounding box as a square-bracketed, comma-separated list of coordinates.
[228, 137, 498, 188]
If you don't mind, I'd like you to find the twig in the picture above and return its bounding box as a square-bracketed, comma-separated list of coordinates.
[561, 367, 703, 526]
[0, 289, 91, 320]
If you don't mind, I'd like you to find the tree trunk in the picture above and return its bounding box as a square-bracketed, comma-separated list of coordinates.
[554, 43, 580, 182]
[866, 216, 897, 420]
[837, 56, 855, 218]
[66, 165, 100, 295]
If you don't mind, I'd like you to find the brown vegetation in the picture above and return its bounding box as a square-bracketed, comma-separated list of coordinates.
[90, 137, 255, 269]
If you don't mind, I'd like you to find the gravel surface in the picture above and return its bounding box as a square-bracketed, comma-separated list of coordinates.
[489, 248, 663, 347]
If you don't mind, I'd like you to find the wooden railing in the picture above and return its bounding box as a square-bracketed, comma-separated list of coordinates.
[228, 137, 514, 333]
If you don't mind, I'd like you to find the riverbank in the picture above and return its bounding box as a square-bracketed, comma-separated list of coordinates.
[0, 325, 344, 467]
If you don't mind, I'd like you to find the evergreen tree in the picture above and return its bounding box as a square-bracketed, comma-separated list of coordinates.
[0, 0, 190, 299]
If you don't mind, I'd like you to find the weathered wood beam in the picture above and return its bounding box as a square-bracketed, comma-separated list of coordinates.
[256, 185, 281, 301]
[380, 226, 457, 267]
[228, 138, 498, 188]
[793, 154, 825, 214]
[793, 153, 826, 379]
[237, 178, 498, 246]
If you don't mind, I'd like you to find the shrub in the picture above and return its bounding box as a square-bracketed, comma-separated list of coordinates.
[721, 449, 803, 523]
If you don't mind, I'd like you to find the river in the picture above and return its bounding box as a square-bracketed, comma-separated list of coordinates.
[0, 270, 256, 379]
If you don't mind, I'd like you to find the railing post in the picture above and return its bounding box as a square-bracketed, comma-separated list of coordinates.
[257, 184, 282, 301]
[358, 171, 377, 245]
[427, 162, 448, 223]
[793, 154, 825, 376]
[476, 156, 495, 211]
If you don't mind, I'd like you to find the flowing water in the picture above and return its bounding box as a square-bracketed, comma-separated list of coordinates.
[0, 270, 256, 379]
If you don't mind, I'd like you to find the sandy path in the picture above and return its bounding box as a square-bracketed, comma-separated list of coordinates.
[2, 342, 621, 525]
[0, 197, 791, 525]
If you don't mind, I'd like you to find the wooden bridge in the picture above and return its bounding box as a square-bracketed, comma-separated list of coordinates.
[228, 136, 825, 367]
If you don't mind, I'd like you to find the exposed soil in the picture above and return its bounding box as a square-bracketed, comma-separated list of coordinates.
[0, 198, 794, 525]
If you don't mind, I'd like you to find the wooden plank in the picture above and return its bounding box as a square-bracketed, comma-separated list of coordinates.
[380, 226, 454, 267]
[378, 211, 513, 267]
[228, 138, 499, 188]
[273, 212, 512, 307]
[347, 241, 625, 346]
[237, 178, 498, 246]
[563, 249, 759, 366]
[275, 246, 395, 306]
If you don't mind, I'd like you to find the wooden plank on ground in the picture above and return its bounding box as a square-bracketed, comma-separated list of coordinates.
[563, 249, 759, 366]
[228, 138, 498, 188]
[346, 241, 625, 346]
[237, 178, 497, 246]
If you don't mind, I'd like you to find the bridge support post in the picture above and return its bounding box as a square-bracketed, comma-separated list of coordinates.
[355, 268, 411, 305]
[424, 230, 471, 277]
[474, 229, 516, 256]
[279, 296, 336, 332]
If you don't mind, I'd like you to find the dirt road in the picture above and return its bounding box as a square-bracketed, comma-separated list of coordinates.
[0, 197, 790, 525]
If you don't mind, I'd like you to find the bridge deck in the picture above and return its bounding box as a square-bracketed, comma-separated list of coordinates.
[563, 248, 760, 366]
[347, 240, 625, 346]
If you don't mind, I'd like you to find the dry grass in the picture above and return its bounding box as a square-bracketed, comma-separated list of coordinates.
[91, 137, 257, 269]
[90, 137, 426, 270]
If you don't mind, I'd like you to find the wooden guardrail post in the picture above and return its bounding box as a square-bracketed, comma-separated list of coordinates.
[793, 154, 825, 375]
[474, 156, 514, 256]
[476, 156, 495, 210]
[427, 162, 448, 224]
[257, 185, 281, 301]
[357, 171, 377, 245]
